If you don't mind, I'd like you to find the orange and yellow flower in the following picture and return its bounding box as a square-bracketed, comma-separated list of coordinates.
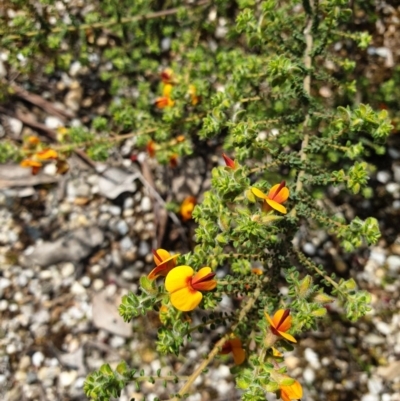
[279, 378, 303, 401]
[20, 148, 59, 175]
[20, 159, 42, 175]
[165, 266, 217, 311]
[148, 249, 180, 280]
[251, 181, 289, 214]
[169, 153, 179, 168]
[155, 83, 175, 109]
[161, 68, 175, 84]
[220, 337, 246, 365]
[222, 153, 238, 170]
[147, 140, 156, 158]
[265, 309, 296, 343]
[188, 84, 199, 106]
[180, 196, 196, 221]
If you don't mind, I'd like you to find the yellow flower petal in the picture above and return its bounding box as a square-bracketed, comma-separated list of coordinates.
[165, 265, 193, 293]
[251, 187, 268, 200]
[162, 83, 173, 97]
[265, 312, 275, 327]
[170, 286, 202, 311]
[280, 379, 302, 400]
[266, 199, 287, 214]
[277, 330, 297, 343]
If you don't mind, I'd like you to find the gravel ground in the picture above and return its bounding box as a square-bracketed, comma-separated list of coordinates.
[1, 141, 400, 401]
[1, 2, 400, 401]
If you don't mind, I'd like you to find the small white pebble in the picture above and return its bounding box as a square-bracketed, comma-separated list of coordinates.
[70, 281, 86, 295]
[0, 299, 8, 311]
[59, 370, 78, 387]
[80, 276, 91, 287]
[92, 279, 104, 291]
[32, 351, 45, 367]
[303, 366, 315, 383]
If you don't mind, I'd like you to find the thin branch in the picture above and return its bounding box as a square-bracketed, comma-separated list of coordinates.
[295, 1, 314, 195]
[167, 287, 261, 401]
[0, 1, 210, 40]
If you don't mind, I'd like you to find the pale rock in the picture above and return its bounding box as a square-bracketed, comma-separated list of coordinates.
[303, 366, 315, 383]
[116, 220, 129, 236]
[367, 377, 383, 395]
[71, 281, 86, 295]
[120, 236, 134, 251]
[92, 279, 104, 291]
[375, 321, 392, 336]
[61, 263, 75, 278]
[304, 347, 320, 369]
[369, 248, 386, 266]
[69, 61, 82, 77]
[7, 117, 23, 136]
[377, 171, 391, 184]
[19, 355, 31, 370]
[6, 343, 17, 354]
[14, 370, 27, 382]
[59, 370, 78, 387]
[387, 255, 400, 273]
[45, 116, 63, 129]
[361, 394, 379, 401]
[386, 182, 400, 195]
[110, 335, 125, 348]
[0, 299, 8, 311]
[42, 163, 58, 176]
[303, 242, 316, 255]
[32, 351, 45, 367]
[109, 205, 121, 216]
[140, 196, 152, 212]
[81, 276, 91, 287]
[138, 240, 150, 257]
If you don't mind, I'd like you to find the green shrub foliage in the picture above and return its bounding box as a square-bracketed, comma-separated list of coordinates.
[0, 0, 392, 400]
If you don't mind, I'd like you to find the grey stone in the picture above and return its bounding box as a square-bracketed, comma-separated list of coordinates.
[21, 226, 104, 267]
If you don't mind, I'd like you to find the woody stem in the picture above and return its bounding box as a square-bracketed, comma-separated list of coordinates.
[167, 287, 261, 401]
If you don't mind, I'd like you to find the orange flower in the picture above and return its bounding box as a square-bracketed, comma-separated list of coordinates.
[220, 337, 246, 365]
[188, 84, 199, 105]
[251, 268, 263, 275]
[20, 159, 42, 175]
[148, 249, 180, 280]
[27, 136, 40, 146]
[180, 196, 196, 221]
[147, 140, 156, 157]
[251, 181, 289, 214]
[155, 83, 175, 109]
[161, 68, 174, 84]
[176, 135, 185, 143]
[165, 266, 217, 311]
[222, 153, 238, 170]
[279, 378, 303, 401]
[265, 309, 296, 343]
[36, 149, 58, 160]
[169, 154, 178, 168]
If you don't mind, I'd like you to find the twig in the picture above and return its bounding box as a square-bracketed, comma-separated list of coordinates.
[1, 1, 210, 40]
[295, 0, 314, 195]
[167, 287, 261, 401]
[9, 83, 74, 120]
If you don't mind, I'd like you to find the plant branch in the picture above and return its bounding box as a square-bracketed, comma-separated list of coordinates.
[295, 0, 314, 195]
[1, 1, 210, 40]
[167, 287, 261, 401]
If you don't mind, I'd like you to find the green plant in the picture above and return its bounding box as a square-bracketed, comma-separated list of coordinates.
[0, 0, 392, 400]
